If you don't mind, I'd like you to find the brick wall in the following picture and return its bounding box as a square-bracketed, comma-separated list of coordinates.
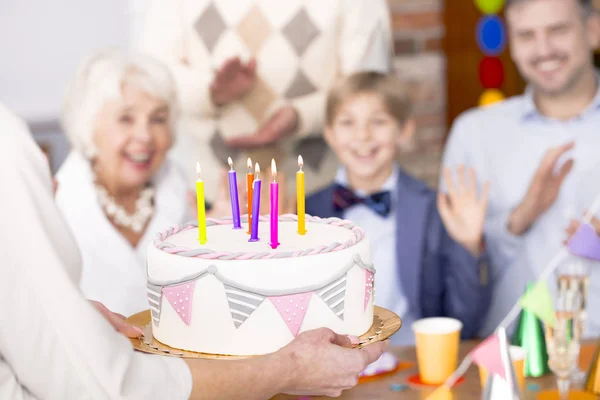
[389, 0, 445, 188]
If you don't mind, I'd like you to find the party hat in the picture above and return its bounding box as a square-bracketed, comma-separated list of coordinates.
[584, 340, 600, 395]
[482, 327, 521, 400]
[512, 284, 550, 377]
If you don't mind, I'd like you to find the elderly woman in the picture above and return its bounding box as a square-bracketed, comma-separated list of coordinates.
[55, 50, 190, 317]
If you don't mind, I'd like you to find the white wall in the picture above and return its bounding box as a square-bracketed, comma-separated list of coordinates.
[0, 0, 147, 171]
[0, 0, 139, 122]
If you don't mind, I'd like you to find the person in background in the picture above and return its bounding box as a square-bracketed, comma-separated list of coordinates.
[307, 71, 492, 344]
[55, 49, 228, 317]
[137, 0, 394, 205]
[0, 101, 388, 399]
[441, 0, 600, 336]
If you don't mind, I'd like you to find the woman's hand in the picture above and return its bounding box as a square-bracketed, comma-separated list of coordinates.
[438, 165, 490, 256]
[275, 328, 388, 397]
[90, 300, 144, 338]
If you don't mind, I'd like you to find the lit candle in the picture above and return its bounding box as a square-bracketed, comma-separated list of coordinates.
[270, 159, 280, 249]
[228, 157, 242, 229]
[249, 163, 261, 242]
[296, 155, 307, 235]
[196, 162, 207, 244]
[246, 157, 253, 234]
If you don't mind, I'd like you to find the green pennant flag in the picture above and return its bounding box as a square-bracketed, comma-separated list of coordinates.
[519, 281, 556, 327]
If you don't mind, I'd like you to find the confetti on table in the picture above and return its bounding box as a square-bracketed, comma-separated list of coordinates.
[389, 383, 408, 392]
[527, 383, 541, 392]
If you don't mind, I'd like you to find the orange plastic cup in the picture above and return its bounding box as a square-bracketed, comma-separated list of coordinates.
[478, 345, 526, 391]
[412, 318, 463, 385]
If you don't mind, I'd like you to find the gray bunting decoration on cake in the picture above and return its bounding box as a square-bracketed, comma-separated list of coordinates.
[147, 283, 163, 326]
[224, 284, 266, 329]
[317, 274, 347, 321]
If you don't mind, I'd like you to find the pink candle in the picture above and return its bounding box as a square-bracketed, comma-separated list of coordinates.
[270, 159, 280, 249]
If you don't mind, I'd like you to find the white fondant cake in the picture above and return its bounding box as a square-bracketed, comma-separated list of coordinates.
[146, 214, 375, 356]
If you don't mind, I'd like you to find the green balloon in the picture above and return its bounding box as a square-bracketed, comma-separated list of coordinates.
[475, 0, 504, 14]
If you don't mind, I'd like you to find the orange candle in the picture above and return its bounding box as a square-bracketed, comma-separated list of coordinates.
[246, 157, 253, 234]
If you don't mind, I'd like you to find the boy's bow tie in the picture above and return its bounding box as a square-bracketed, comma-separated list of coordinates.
[332, 184, 391, 217]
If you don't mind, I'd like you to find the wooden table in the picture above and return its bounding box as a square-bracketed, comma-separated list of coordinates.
[274, 341, 599, 400]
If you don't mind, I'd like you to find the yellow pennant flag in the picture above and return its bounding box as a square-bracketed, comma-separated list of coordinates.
[519, 281, 555, 327]
[426, 385, 453, 400]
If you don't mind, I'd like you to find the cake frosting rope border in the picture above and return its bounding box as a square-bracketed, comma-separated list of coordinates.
[153, 214, 365, 260]
[146, 254, 375, 289]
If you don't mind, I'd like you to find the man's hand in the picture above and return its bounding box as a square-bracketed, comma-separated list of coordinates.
[438, 165, 490, 256]
[226, 106, 299, 148]
[210, 57, 257, 107]
[508, 142, 574, 235]
[90, 301, 144, 338]
[275, 328, 388, 397]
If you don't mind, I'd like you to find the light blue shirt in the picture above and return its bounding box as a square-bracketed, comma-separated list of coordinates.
[334, 166, 416, 344]
[442, 78, 600, 337]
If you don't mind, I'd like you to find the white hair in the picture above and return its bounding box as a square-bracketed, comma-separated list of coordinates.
[61, 49, 179, 159]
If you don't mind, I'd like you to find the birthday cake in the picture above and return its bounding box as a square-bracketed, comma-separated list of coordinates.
[145, 214, 375, 356]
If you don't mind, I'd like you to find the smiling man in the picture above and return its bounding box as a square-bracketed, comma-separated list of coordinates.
[442, 0, 600, 336]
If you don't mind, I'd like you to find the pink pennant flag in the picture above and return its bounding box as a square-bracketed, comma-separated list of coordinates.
[364, 270, 374, 311]
[163, 281, 196, 326]
[470, 334, 506, 379]
[269, 292, 313, 336]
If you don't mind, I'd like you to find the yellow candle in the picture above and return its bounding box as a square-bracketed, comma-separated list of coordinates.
[196, 162, 207, 244]
[297, 155, 306, 235]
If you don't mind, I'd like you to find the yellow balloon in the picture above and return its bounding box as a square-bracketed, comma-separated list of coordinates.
[478, 89, 505, 107]
[475, 0, 504, 14]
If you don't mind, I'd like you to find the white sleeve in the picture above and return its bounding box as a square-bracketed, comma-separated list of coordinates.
[0, 108, 192, 400]
[441, 113, 524, 277]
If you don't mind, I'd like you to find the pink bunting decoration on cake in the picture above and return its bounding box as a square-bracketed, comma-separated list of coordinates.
[471, 334, 506, 379]
[163, 281, 196, 326]
[364, 270, 374, 311]
[269, 292, 313, 336]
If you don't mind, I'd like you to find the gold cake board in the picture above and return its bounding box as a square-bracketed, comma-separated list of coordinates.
[126, 306, 402, 360]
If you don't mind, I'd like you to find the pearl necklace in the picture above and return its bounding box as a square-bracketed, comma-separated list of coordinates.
[95, 184, 154, 233]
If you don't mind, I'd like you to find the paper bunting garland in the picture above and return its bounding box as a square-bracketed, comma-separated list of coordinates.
[147, 255, 374, 329]
[519, 281, 556, 327]
[364, 270, 374, 311]
[147, 283, 163, 325]
[316, 275, 347, 321]
[224, 284, 266, 328]
[567, 222, 600, 261]
[269, 292, 313, 336]
[472, 335, 507, 379]
[163, 281, 197, 325]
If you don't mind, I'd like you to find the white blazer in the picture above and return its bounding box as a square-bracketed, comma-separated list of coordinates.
[55, 152, 191, 317]
[0, 104, 191, 399]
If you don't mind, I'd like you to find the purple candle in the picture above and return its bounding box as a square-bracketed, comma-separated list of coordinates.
[227, 157, 242, 229]
[249, 163, 261, 242]
[270, 159, 280, 249]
